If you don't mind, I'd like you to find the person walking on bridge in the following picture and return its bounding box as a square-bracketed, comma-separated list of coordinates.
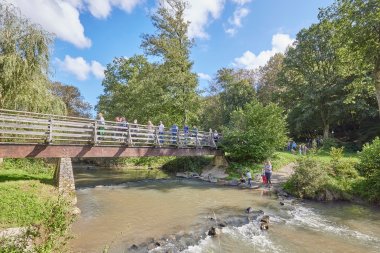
[171, 124, 178, 145]
[97, 113, 105, 140]
[158, 121, 164, 144]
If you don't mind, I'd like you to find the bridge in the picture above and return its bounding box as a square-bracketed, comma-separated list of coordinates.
[0, 109, 225, 197]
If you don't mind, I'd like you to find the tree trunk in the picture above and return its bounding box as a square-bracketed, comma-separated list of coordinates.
[375, 58, 380, 118]
[323, 123, 330, 139]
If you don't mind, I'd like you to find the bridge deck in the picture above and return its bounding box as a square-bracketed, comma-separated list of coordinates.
[0, 109, 222, 158]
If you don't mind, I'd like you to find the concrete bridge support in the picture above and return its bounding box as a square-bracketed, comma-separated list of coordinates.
[212, 155, 229, 167]
[54, 158, 76, 204]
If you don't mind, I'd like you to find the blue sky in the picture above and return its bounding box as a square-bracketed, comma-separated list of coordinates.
[13, 0, 334, 109]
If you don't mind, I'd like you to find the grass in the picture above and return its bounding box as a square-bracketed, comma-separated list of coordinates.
[225, 149, 359, 180]
[0, 158, 75, 252]
[0, 159, 56, 229]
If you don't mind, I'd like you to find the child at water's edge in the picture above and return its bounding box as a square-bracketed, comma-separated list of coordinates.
[263, 160, 272, 187]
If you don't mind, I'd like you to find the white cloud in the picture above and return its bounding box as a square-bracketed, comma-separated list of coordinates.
[229, 7, 249, 27]
[233, 33, 295, 69]
[57, 55, 105, 80]
[225, 0, 251, 36]
[12, 0, 91, 48]
[90, 61, 106, 79]
[231, 0, 252, 5]
[85, 0, 142, 19]
[12, 0, 143, 48]
[184, 0, 225, 39]
[198, 73, 212, 81]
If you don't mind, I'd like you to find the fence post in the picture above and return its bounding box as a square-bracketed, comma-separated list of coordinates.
[154, 128, 159, 147]
[47, 117, 53, 144]
[177, 130, 180, 148]
[93, 120, 98, 145]
[127, 125, 132, 146]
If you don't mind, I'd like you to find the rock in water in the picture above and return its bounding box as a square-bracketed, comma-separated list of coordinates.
[260, 215, 270, 230]
[246, 207, 254, 213]
[280, 201, 285, 206]
[208, 227, 221, 236]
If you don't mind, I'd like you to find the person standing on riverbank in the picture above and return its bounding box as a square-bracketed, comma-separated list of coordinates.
[246, 170, 252, 187]
[264, 160, 272, 187]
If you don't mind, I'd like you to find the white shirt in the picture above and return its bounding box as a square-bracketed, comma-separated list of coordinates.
[158, 123, 164, 133]
[246, 172, 252, 179]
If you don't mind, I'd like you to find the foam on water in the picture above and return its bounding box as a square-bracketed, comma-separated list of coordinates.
[180, 221, 281, 253]
[285, 205, 380, 247]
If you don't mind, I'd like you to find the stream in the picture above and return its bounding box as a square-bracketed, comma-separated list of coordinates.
[70, 169, 380, 253]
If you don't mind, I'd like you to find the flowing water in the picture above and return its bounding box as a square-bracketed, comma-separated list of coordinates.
[70, 171, 380, 253]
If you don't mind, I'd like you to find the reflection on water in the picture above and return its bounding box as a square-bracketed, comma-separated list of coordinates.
[71, 173, 380, 253]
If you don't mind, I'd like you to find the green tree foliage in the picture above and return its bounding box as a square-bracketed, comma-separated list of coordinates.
[141, 0, 199, 125]
[0, 2, 65, 114]
[278, 21, 370, 138]
[256, 53, 284, 105]
[97, 55, 170, 123]
[320, 0, 380, 116]
[221, 100, 287, 162]
[51, 82, 92, 118]
[98, 0, 199, 126]
[211, 68, 256, 125]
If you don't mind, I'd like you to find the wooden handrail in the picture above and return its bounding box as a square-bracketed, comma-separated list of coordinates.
[0, 110, 221, 148]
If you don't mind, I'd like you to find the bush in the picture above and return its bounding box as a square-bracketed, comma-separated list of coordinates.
[284, 156, 329, 199]
[221, 100, 287, 162]
[357, 137, 380, 177]
[321, 138, 338, 151]
[356, 137, 380, 203]
[329, 147, 359, 179]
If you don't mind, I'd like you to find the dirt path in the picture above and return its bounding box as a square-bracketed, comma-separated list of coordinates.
[270, 162, 296, 187]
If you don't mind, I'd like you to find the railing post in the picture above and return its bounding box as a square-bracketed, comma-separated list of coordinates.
[127, 125, 132, 146]
[154, 128, 159, 147]
[93, 120, 98, 145]
[177, 130, 180, 148]
[46, 117, 53, 144]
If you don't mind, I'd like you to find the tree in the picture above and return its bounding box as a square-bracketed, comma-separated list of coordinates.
[256, 53, 285, 105]
[320, 0, 380, 116]
[97, 55, 165, 123]
[212, 68, 256, 125]
[278, 21, 350, 138]
[141, 0, 199, 125]
[221, 99, 287, 162]
[51, 82, 92, 118]
[0, 2, 65, 114]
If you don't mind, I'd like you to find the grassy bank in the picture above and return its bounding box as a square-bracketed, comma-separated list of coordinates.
[283, 140, 380, 205]
[0, 159, 74, 252]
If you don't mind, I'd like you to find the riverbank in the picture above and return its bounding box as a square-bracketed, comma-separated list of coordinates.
[0, 159, 75, 252]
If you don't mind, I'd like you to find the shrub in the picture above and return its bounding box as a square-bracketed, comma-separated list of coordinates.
[284, 156, 329, 199]
[355, 137, 380, 203]
[221, 100, 287, 162]
[357, 137, 380, 177]
[321, 138, 338, 151]
[329, 147, 359, 179]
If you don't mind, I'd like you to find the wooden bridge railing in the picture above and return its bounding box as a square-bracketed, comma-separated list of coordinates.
[0, 109, 219, 148]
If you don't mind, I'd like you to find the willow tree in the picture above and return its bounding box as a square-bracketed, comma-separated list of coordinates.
[141, 0, 199, 125]
[0, 2, 65, 114]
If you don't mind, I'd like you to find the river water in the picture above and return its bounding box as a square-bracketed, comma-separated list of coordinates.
[70, 173, 380, 253]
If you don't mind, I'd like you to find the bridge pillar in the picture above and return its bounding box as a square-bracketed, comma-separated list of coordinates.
[212, 155, 229, 167]
[54, 158, 76, 204]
